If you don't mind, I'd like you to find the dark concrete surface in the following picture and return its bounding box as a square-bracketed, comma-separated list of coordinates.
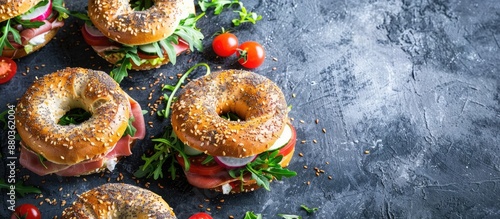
[1, 0, 499, 218]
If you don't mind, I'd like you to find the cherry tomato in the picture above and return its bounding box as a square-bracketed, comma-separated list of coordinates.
[10, 203, 41, 219]
[237, 41, 265, 68]
[81, 26, 116, 47]
[278, 124, 297, 157]
[188, 212, 213, 219]
[176, 154, 225, 176]
[212, 32, 238, 57]
[0, 57, 17, 84]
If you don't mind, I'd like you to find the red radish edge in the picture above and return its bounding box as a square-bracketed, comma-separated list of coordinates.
[20, 0, 53, 21]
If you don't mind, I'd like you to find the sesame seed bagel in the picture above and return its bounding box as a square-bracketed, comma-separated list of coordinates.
[62, 183, 177, 219]
[88, 0, 195, 45]
[171, 69, 289, 157]
[0, 0, 41, 22]
[16, 67, 131, 165]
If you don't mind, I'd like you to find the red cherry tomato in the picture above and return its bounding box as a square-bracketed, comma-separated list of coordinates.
[0, 57, 17, 84]
[278, 124, 297, 157]
[176, 154, 225, 176]
[188, 212, 213, 219]
[237, 41, 265, 68]
[212, 32, 239, 57]
[10, 203, 41, 219]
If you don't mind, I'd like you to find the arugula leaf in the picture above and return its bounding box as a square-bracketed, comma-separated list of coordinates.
[135, 63, 211, 180]
[198, 0, 241, 15]
[230, 150, 297, 191]
[0, 179, 42, 197]
[124, 116, 137, 137]
[300, 204, 319, 214]
[38, 154, 48, 169]
[159, 62, 210, 118]
[109, 46, 140, 83]
[58, 108, 91, 125]
[232, 5, 262, 26]
[0, 20, 21, 55]
[130, 0, 153, 10]
[278, 214, 302, 219]
[12, 17, 45, 29]
[244, 211, 263, 219]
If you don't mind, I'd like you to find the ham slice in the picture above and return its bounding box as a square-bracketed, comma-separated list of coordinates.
[20, 16, 64, 45]
[19, 97, 145, 176]
[183, 170, 253, 192]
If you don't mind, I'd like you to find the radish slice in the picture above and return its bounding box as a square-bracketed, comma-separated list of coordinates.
[214, 155, 257, 168]
[20, 0, 52, 21]
[84, 23, 106, 38]
[267, 124, 293, 151]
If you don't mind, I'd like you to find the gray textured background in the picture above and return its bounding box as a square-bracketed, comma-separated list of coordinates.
[1, 0, 499, 218]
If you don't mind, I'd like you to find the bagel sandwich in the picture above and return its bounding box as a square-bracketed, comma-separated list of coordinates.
[0, 0, 68, 59]
[169, 70, 297, 194]
[15, 67, 146, 176]
[62, 183, 177, 219]
[81, 0, 203, 83]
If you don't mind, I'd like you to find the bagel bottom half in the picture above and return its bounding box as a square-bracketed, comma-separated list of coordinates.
[2, 27, 60, 59]
[61, 183, 176, 219]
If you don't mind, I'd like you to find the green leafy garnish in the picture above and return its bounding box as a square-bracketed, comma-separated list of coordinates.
[300, 204, 319, 214]
[0, 19, 21, 56]
[108, 13, 204, 83]
[232, 5, 262, 26]
[38, 154, 48, 169]
[134, 128, 187, 179]
[124, 116, 137, 137]
[58, 108, 92, 125]
[158, 62, 210, 118]
[198, 0, 262, 26]
[278, 214, 302, 219]
[198, 0, 240, 15]
[244, 211, 263, 219]
[130, 0, 153, 10]
[0, 179, 42, 197]
[52, 0, 72, 20]
[134, 63, 211, 180]
[229, 150, 297, 191]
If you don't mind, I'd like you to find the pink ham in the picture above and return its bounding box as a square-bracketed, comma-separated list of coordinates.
[19, 143, 71, 176]
[20, 17, 64, 44]
[19, 97, 145, 176]
[183, 170, 253, 190]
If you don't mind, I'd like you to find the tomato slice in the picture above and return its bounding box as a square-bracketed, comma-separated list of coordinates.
[0, 57, 17, 84]
[176, 154, 225, 176]
[80, 26, 116, 47]
[278, 124, 297, 157]
[137, 51, 159, 60]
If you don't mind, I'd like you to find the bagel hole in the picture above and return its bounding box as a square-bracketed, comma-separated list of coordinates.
[130, 0, 153, 11]
[58, 108, 92, 125]
[220, 111, 244, 122]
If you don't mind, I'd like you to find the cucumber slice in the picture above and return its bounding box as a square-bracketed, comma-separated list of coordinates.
[138, 43, 158, 54]
[183, 144, 203, 156]
[267, 124, 293, 151]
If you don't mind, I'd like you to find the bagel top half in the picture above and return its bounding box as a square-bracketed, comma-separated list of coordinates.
[88, 0, 195, 45]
